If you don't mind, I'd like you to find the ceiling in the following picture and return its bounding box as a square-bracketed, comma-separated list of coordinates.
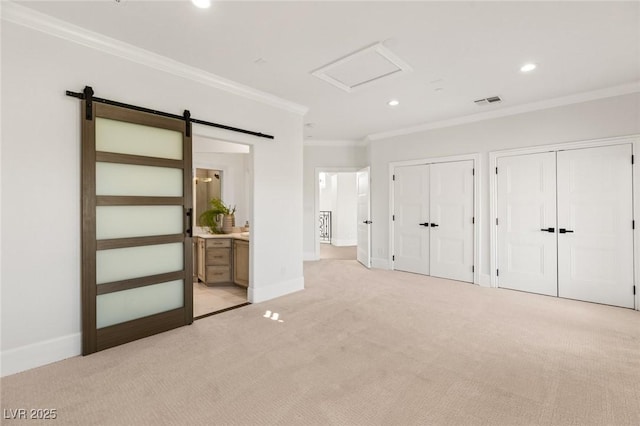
[16, 1, 640, 141]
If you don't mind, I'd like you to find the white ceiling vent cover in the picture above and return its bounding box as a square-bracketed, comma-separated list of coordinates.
[474, 96, 503, 106]
[311, 43, 412, 93]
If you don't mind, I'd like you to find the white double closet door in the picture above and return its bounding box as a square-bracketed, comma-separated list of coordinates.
[393, 160, 474, 283]
[497, 144, 634, 308]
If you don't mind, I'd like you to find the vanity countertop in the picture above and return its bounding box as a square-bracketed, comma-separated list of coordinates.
[195, 232, 249, 242]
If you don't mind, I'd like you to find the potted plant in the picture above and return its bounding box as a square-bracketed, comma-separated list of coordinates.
[199, 198, 236, 234]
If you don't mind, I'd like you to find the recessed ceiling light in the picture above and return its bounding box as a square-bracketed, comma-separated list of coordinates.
[191, 0, 211, 9]
[520, 63, 537, 72]
[388, 99, 400, 107]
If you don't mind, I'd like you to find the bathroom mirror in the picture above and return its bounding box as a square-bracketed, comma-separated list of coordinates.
[195, 168, 222, 226]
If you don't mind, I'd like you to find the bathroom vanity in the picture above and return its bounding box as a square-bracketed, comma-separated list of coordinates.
[196, 234, 249, 287]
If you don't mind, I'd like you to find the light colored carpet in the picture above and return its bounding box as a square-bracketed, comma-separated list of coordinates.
[320, 243, 356, 260]
[1, 260, 639, 425]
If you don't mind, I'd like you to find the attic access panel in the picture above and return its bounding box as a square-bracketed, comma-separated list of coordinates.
[312, 43, 412, 93]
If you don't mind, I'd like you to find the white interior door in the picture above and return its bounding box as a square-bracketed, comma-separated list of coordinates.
[356, 167, 371, 268]
[429, 161, 474, 282]
[497, 152, 558, 296]
[393, 165, 430, 274]
[557, 145, 634, 308]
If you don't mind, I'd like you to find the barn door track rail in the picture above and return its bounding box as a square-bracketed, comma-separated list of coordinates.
[66, 86, 274, 140]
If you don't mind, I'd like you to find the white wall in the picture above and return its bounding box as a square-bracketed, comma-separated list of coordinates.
[194, 152, 250, 228]
[1, 20, 304, 376]
[319, 172, 334, 212]
[333, 173, 357, 246]
[317, 172, 357, 246]
[303, 144, 367, 259]
[368, 93, 640, 279]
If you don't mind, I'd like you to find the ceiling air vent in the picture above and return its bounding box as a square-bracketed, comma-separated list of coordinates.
[474, 96, 502, 106]
[311, 43, 412, 93]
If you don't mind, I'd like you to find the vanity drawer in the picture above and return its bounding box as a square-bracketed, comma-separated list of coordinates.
[206, 266, 231, 283]
[206, 238, 231, 248]
[206, 248, 230, 266]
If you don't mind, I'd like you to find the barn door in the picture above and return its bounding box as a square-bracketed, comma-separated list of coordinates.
[82, 102, 193, 355]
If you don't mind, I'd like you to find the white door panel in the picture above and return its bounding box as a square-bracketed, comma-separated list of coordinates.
[497, 152, 557, 296]
[429, 161, 474, 282]
[393, 165, 430, 274]
[356, 167, 371, 268]
[557, 145, 634, 308]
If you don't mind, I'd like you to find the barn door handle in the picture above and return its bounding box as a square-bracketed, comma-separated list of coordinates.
[185, 208, 193, 237]
[430, 223, 439, 227]
[559, 228, 574, 234]
[419, 222, 429, 227]
[540, 227, 555, 233]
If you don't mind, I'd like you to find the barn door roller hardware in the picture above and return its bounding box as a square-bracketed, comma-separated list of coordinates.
[66, 86, 274, 140]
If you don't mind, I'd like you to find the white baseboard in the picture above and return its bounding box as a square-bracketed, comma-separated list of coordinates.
[248, 276, 305, 303]
[478, 273, 491, 288]
[303, 251, 319, 261]
[331, 239, 357, 247]
[371, 257, 390, 270]
[1, 333, 81, 377]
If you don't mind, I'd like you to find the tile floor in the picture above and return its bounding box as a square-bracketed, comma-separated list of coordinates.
[193, 280, 248, 318]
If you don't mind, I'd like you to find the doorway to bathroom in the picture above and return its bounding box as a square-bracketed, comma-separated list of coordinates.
[193, 137, 252, 319]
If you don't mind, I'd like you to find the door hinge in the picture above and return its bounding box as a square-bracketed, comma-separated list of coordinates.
[496, 269, 499, 276]
[633, 285, 636, 295]
[633, 220, 635, 230]
[496, 218, 499, 225]
[472, 168, 475, 176]
[392, 255, 395, 261]
[495, 167, 498, 174]
[392, 214, 395, 221]
[632, 155, 635, 165]
[472, 216, 475, 224]
[472, 265, 475, 273]
[392, 174, 396, 181]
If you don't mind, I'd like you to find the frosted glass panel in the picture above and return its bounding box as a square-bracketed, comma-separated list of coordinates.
[96, 162, 183, 196]
[96, 117, 183, 160]
[97, 243, 183, 284]
[96, 206, 183, 240]
[96, 280, 184, 328]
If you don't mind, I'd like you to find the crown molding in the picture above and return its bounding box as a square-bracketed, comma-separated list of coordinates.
[304, 139, 367, 147]
[367, 81, 640, 141]
[0, 1, 309, 116]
